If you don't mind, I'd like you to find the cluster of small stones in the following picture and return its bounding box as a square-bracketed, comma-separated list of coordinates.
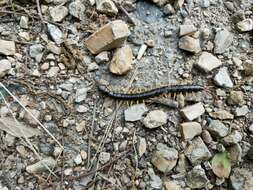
[0, 0, 253, 190]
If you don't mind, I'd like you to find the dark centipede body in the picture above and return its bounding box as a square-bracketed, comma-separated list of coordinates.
[98, 84, 204, 100]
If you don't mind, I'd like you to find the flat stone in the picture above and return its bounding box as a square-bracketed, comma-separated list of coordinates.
[186, 165, 209, 189]
[181, 102, 205, 121]
[49, 5, 68, 22]
[214, 28, 233, 54]
[69, 0, 86, 20]
[0, 59, 11, 78]
[95, 51, 109, 64]
[164, 180, 182, 190]
[29, 44, 44, 62]
[109, 44, 133, 75]
[47, 66, 59, 77]
[185, 137, 211, 165]
[196, 52, 222, 72]
[151, 143, 178, 173]
[244, 62, 253, 76]
[26, 157, 57, 173]
[47, 24, 63, 44]
[96, 0, 118, 16]
[209, 110, 234, 120]
[85, 20, 130, 54]
[47, 42, 61, 55]
[19, 32, 30, 41]
[214, 67, 233, 88]
[227, 91, 245, 106]
[179, 24, 197, 36]
[237, 19, 253, 32]
[137, 137, 146, 157]
[99, 152, 110, 164]
[235, 105, 249, 117]
[75, 87, 88, 103]
[143, 110, 167, 129]
[148, 168, 163, 189]
[230, 167, 253, 190]
[74, 154, 82, 165]
[179, 36, 201, 53]
[222, 131, 242, 145]
[124, 103, 148, 122]
[0, 39, 16, 55]
[180, 122, 202, 141]
[76, 121, 86, 132]
[208, 120, 229, 138]
[87, 62, 99, 71]
[20, 16, 29, 29]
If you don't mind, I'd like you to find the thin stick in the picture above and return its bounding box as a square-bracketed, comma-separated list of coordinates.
[0, 82, 63, 150]
[36, 0, 44, 25]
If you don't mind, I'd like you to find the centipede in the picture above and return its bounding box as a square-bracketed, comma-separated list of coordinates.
[98, 84, 204, 100]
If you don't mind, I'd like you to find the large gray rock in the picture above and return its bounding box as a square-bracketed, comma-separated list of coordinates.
[214, 67, 233, 88]
[214, 28, 233, 54]
[151, 143, 178, 173]
[47, 24, 63, 44]
[49, 5, 68, 22]
[0, 39, 15, 55]
[0, 59, 11, 78]
[184, 137, 211, 165]
[196, 52, 222, 72]
[186, 165, 210, 189]
[143, 110, 168, 129]
[69, 0, 86, 20]
[208, 120, 229, 138]
[26, 157, 57, 173]
[230, 167, 253, 190]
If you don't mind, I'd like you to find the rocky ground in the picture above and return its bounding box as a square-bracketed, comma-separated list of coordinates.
[0, 0, 253, 189]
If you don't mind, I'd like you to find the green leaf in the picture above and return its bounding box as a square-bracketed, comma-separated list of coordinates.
[211, 151, 231, 178]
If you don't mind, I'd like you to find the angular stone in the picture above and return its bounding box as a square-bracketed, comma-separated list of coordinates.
[20, 16, 29, 29]
[179, 25, 197, 36]
[85, 20, 130, 54]
[143, 110, 168, 129]
[208, 120, 229, 138]
[47, 42, 61, 55]
[235, 105, 249, 117]
[29, 44, 44, 62]
[230, 168, 253, 190]
[69, 0, 86, 20]
[209, 110, 234, 120]
[49, 5, 68, 22]
[196, 52, 222, 72]
[0, 39, 15, 55]
[227, 91, 245, 106]
[237, 19, 253, 32]
[26, 157, 56, 173]
[185, 137, 211, 165]
[95, 51, 109, 64]
[180, 122, 202, 140]
[222, 131, 242, 145]
[181, 102, 205, 121]
[96, 0, 118, 16]
[137, 137, 146, 157]
[99, 152, 111, 164]
[124, 104, 148, 122]
[0, 59, 11, 78]
[186, 165, 209, 189]
[47, 24, 63, 44]
[164, 181, 182, 190]
[109, 44, 133, 75]
[214, 29, 233, 54]
[151, 143, 178, 173]
[214, 67, 233, 88]
[179, 36, 201, 53]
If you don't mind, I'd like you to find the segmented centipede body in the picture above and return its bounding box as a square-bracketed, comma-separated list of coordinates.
[98, 84, 204, 100]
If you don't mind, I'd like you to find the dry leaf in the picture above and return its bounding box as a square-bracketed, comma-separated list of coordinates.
[0, 117, 40, 138]
[211, 152, 231, 178]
